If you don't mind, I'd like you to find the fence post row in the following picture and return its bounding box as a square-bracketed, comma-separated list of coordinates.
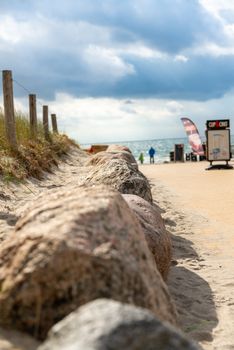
[29, 94, 37, 139]
[2, 70, 18, 150]
[43, 105, 50, 140]
[51, 114, 58, 133]
[2, 70, 60, 145]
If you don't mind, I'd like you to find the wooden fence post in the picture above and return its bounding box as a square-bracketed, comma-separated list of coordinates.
[51, 114, 58, 133]
[43, 105, 50, 140]
[2, 70, 18, 150]
[29, 94, 37, 138]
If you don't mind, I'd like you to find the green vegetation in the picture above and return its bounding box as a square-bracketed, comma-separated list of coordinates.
[0, 109, 77, 181]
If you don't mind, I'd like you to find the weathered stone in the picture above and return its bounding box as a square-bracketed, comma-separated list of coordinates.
[107, 144, 132, 153]
[86, 151, 137, 167]
[38, 299, 198, 350]
[0, 185, 176, 339]
[0, 327, 40, 350]
[123, 194, 172, 280]
[82, 159, 152, 203]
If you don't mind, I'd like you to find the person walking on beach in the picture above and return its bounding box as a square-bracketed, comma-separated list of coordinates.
[148, 147, 156, 163]
[138, 152, 144, 164]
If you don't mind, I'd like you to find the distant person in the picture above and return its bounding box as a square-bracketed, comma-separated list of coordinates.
[138, 152, 144, 164]
[148, 147, 156, 163]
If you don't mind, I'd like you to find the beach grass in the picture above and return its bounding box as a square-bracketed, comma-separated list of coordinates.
[0, 109, 78, 181]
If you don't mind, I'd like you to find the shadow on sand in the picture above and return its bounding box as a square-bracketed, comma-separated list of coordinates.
[0, 212, 19, 226]
[167, 231, 218, 346]
[144, 180, 218, 347]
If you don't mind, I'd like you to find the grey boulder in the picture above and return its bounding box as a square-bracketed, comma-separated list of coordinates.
[106, 144, 132, 153]
[86, 151, 137, 168]
[39, 299, 198, 350]
[82, 159, 152, 203]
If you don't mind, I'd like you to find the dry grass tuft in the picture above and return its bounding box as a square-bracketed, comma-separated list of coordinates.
[0, 110, 79, 181]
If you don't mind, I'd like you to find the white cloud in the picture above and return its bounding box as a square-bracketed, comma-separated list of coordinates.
[36, 94, 189, 143]
[2, 90, 234, 145]
[116, 43, 167, 59]
[196, 1, 234, 57]
[43, 90, 234, 143]
[174, 55, 189, 62]
[0, 16, 30, 44]
[83, 45, 135, 82]
[200, 0, 234, 16]
[0, 14, 113, 54]
[166, 101, 184, 114]
[0, 15, 46, 45]
[191, 41, 234, 57]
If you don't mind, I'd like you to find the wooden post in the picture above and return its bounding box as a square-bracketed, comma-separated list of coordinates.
[29, 94, 37, 138]
[2, 70, 18, 150]
[51, 114, 58, 133]
[43, 105, 50, 140]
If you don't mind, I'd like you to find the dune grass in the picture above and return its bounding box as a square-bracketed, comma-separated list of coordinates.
[0, 109, 78, 182]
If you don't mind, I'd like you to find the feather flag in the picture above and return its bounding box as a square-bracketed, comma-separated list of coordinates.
[181, 117, 204, 155]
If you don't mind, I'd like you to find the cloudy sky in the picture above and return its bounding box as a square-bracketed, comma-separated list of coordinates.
[1, 0, 234, 143]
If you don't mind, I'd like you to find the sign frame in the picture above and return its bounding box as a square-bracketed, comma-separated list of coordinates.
[206, 128, 231, 162]
[205, 118, 233, 170]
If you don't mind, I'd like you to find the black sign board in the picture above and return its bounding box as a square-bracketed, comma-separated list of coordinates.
[174, 144, 184, 162]
[206, 119, 230, 129]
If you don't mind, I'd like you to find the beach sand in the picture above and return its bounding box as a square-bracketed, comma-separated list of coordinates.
[141, 161, 234, 350]
[1, 150, 234, 349]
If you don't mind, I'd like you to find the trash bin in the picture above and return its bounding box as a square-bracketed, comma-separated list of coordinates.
[174, 144, 184, 162]
[191, 154, 197, 161]
[169, 151, 174, 162]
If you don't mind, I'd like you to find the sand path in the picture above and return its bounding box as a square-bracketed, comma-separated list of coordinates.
[141, 161, 234, 350]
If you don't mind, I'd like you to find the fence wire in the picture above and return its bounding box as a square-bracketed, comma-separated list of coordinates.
[0, 71, 57, 117]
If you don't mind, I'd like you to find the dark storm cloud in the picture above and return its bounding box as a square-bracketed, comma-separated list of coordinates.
[1, 0, 225, 52]
[0, 0, 233, 101]
[110, 54, 234, 101]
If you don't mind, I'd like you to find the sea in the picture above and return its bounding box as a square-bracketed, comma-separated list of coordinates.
[82, 136, 234, 164]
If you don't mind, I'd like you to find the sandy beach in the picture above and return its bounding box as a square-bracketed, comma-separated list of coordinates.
[1, 151, 234, 349]
[141, 161, 234, 350]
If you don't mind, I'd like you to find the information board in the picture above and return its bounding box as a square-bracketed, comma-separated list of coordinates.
[207, 129, 231, 161]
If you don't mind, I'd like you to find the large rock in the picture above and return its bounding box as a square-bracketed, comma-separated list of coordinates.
[123, 194, 172, 280]
[107, 144, 132, 153]
[0, 185, 176, 339]
[82, 159, 153, 203]
[86, 151, 137, 167]
[39, 299, 198, 350]
[0, 327, 39, 350]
